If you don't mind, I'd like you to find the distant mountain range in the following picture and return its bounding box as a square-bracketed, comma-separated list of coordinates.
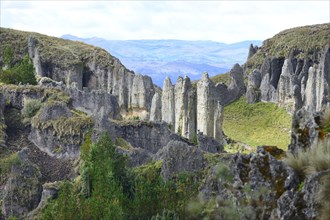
[61, 34, 261, 86]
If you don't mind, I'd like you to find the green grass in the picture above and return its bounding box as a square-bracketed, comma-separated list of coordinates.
[0, 27, 115, 70]
[210, 72, 231, 85]
[222, 97, 292, 150]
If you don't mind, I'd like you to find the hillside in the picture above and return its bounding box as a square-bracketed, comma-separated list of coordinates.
[223, 97, 291, 150]
[61, 35, 261, 86]
[245, 23, 330, 74]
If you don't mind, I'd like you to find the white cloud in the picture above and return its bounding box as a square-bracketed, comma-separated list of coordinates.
[1, 0, 329, 43]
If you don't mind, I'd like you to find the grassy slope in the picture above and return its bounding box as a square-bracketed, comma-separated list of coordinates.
[223, 97, 291, 150]
[0, 27, 120, 69]
[245, 23, 329, 74]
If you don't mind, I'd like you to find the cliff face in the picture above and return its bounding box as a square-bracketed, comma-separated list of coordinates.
[245, 23, 330, 113]
[0, 28, 155, 119]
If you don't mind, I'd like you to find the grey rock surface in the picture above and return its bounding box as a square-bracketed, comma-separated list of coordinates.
[67, 87, 121, 123]
[1, 148, 42, 219]
[149, 93, 162, 122]
[174, 76, 196, 139]
[289, 107, 322, 154]
[197, 73, 224, 141]
[38, 102, 72, 121]
[197, 133, 224, 153]
[161, 77, 175, 129]
[246, 69, 262, 103]
[157, 140, 206, 180]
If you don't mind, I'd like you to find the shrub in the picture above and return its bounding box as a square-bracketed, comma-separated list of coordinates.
[22, 99, 42, 118]
[0, 55, 37, 85]
[284, 140, 330, 177]
[0, 153, 21, 182]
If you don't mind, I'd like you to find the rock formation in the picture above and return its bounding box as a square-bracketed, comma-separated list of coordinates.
[1, 148, 42, 219]
[149, 93, 162, 122]
[197, 73, 224, 141]
[157, 140, 206, 180]
[174, 76, 196, 139]
[246, 69, 262, 103]
[161, 77, 175, 128]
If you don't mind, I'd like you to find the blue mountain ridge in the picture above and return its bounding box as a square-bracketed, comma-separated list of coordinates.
[61, 34, 262, 86]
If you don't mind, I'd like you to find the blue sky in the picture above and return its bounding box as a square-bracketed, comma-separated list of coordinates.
[1, 0, 329, 43]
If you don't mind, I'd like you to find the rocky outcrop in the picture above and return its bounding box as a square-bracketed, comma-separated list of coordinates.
[197, 133, 223, 153]
[226, 64, 246, 103]
[0, 86, 44, 110]
[149, 93, 162, 122]
[131, 74, 155, 112]
[247, 44, 258, 60]
[110, 122, 183, 154]
[174, 76, 196, 139]
[273, 169, 330, 220]
[67, 87, 121, 123]
[38, 102, 72, 121]
[305, 46, 330, 112]
[197, 73, 224, 141]
[157, 140, 206, 180]
[161, 77, 175, 128]
[289, 107, 322, 153]
[27, 182, 60, 219]
[247, 45, 329, 113]
[246, 69, 262, 103]
[29, 101, 92, 159]
[1, 148, 42, 220]
[201, 146, 299, 220]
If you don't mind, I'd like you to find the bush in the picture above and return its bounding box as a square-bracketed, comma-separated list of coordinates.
[0, 55, 37, 85]
[22, 99, 42, 118]
[284, 140, 330, 177]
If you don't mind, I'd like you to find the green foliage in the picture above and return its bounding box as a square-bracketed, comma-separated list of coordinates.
[151, 209, 179, 220]
[223, 97, 291, 150]
[41, 134, 201, 219]
[3, 46, 13, 67]
[22, 99, 42, 118]
[320, 107, 330, 133]
[285, 140, 330, 220]
[41, 133, 129, 219]
[0, 55, 37, 85]
[317, 173, 330, 220]
[115, 137, 133, 150]
[211, 72, 231, 85]
[192, 133, 198, 145]
[80, 131, 92, 162]
[0, 153, 21, 183]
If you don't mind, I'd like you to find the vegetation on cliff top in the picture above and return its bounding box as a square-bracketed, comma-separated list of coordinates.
[0, 27, 125, 70]
[0, 46, 37, 85]
[223, 97, 291, 150]
[246, 23, 330, 74]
